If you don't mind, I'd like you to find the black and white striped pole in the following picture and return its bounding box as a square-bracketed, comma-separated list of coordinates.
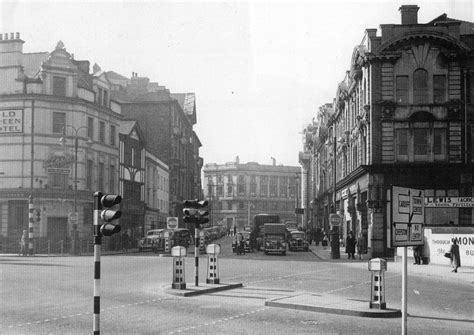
[92, 191, 122, 335]
[28, 195, 34, 256]
[93, 191, 102, 335]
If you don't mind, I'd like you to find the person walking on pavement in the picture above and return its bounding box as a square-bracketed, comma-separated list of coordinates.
[19, 230, 27, 256]
[122, 232, 130, 254]
[322, 232, 328, 249]
[345, 231, 356, 259]
[356, 233, 366, 260]
[449, 238, 461, 272]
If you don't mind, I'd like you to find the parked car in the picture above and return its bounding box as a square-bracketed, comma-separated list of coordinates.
[138, 229, 163, 252]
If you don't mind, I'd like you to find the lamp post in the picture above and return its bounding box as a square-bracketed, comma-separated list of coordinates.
[60, 125, 90, 220]
[329, 126, 340, 259]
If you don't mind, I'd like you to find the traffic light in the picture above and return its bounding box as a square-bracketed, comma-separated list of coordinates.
[99, 194, 122, 236]
[182, 199, 209, 229]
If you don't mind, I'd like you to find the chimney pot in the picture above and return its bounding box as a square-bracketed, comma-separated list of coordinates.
[399, 5, 419, 25]
[10, 32, 14, 39]
[16, 32, 20, 39]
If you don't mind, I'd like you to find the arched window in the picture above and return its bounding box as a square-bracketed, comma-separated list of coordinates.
[413, 69, 428, 104]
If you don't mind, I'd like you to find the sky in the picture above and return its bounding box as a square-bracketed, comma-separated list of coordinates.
[1, 0, 473, 167]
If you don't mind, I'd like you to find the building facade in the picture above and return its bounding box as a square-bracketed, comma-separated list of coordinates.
[203, 158, 301, 231]
[0, 36, 122, 251]
[110, 75, 203, 227]
[303, 6, 474, 263]
[144, 150, 169, 231]
[119, 120, 146, 246]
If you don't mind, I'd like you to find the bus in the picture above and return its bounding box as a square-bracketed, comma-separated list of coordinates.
[252, 213, 280, 251]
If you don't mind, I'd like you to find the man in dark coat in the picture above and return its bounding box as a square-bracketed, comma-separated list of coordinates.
[345, 231, 356, 259]
[449, 239, 461, 272]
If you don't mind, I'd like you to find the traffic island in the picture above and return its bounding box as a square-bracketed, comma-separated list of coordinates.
[265, 293, 401, 318]
[165, 283, 243, 297]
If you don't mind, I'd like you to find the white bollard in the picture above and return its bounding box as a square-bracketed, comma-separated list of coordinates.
[171, 246, 187, 289]
[206, 244, 221, 284]
[368, 258, 387, 309]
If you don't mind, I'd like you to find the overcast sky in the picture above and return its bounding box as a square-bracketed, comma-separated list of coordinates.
[2, 0, 473, 167]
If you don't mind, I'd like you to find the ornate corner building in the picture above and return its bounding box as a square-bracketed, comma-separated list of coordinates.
[301, 6, 474, 259]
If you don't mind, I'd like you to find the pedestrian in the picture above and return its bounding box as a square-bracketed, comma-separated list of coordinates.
[449, 238, 461, 273]
[322, 232, 328, 249]
[345, 231, 356, 259]
[413, 244, 423, 265]
[122, 232, 129, 254]
[356, 233, 366, 260]
[18, 230, 27, 256]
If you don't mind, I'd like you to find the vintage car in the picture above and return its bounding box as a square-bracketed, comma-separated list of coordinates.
[138, 229, 163, 252]
[232, 231, 252, 254]
[288, 230, 309, 252]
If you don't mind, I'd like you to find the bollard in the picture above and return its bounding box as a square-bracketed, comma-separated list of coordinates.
[206, 244, 221, 284]
[171, 246, 187, 289]
[368, 258, 387, 309]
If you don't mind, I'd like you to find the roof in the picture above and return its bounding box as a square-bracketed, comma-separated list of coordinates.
[107, 71, 129, 81]
[22, 52, 49, 77]
[171, 93, 196, 124]
[119, 120, 137, 135]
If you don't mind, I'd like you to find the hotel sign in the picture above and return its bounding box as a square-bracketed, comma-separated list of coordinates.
[0, 109, 23, 133]
[425, 197, 474, 208]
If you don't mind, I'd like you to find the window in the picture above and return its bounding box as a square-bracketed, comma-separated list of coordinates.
[414, 128, 429, 159]
[413, 69, 428, 104]
[52, 76, 66, 96]
[433, 75, 446, 103]
[86, 160, 93, 190]
[99, 121, 105, 143]
[103, 90, 108, 107]
[97, 88, 103, 105]
[396, 129, 409, 160]
[87, 117, 94, 139]
[49, 173, 67, 189]
[227, 184, 233, 196]
[52, 112, 66, 133]
[433, 128, 446, 159]
[260, 176, 268, 197]
[110, 125, 116, 146]
[98, 163, 104, 191]
[109, 165, 115, 193]
[395, 125, 447, 162]
[396, 76, 409, 103]
[216, 185, 223, 197]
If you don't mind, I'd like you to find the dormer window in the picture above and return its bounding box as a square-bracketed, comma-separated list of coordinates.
[53, 76, 66, 96]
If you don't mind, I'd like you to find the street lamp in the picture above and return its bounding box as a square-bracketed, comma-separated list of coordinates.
[59, 125, 91, 216]
[327, 126, 340, 259]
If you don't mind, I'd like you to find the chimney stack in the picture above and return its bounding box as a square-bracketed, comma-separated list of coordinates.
[399, 5, 419, 25]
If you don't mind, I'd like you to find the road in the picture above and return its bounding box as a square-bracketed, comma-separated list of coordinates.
[1, 236, 473, 334]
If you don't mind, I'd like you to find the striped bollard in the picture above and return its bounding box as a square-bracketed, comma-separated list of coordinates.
[93, 192, 103, 334]
[206, 244, 221, 284]
[171, 246, 187, 289]
[369, 258, 387, 309]
[28, 195, 34, 256]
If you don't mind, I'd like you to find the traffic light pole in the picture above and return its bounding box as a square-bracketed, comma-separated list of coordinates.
[93, 192, 102, 335]
[195, 228, 199, 286]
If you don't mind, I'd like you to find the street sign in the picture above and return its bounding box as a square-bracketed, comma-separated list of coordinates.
[167, 217, 178, 230]
[329, 213, 341, 227]
[391, 186, 424, 247]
